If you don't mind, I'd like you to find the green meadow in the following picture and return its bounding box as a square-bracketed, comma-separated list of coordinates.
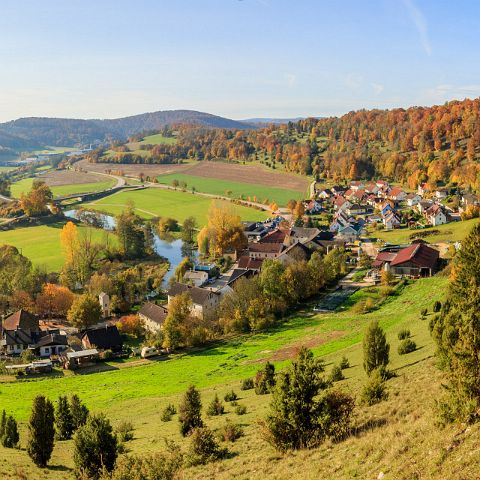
[371, 218, 479, 244]
[0, 223, 114, 272]
[10, 178, 115, 199]
[86, 187, 269, 224]
[157, 172, 304, 206]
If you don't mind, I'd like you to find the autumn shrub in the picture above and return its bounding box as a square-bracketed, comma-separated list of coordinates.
[116, 420, 134, 442]
[224, 390, 238, 402]
[218, 420, 244, 443]
[339, 356, 350, 369]
[254, 362, 275, 395]
[398, 329, 411, 340]
[116, 315, 145, 337]
[161, 404, 177, 422]
[206, 394, 224, 416]
[329, 364, 345, 382]
[240, 378, 254, 390]
[398, 338, 417, 355]
[235, 404, 247, 415]
[361, 368, 388, 406]
[185, 427, 228, 466]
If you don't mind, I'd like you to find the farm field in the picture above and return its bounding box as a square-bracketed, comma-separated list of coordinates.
[86, 187, 269, 224]
[157, 172, 303, 206]
[0, 276, 461, 479]
[0, 223, 114, 271]
[10, 175, 115, 199]
[371, 218, 479, 244]
[0, 165, 18, 172]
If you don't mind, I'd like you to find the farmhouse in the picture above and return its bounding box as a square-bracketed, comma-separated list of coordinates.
[0, 310, 40, 355]
[248, 242, 284, 259]
[34, 332, 68, 357]
[383, 211, 401, 229]
[388, 187, 407, 202]
[139, 302, 169, 333]
[374, 243, 439, 277]
[424, 204, 448, 226]
[183, 270, 209, 287]
[167, 282, 221, 320]
[81, 325, 123, 352]
[406, 193, 422, 206]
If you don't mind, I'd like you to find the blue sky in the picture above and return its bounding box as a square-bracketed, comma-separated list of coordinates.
[0, 0, 479, 121]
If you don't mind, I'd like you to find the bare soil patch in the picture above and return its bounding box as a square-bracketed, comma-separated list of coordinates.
[253, 330, 345, 363]
[183, 161, 310, 192]
[76, 159, 189, 176]
[37, 169, 106, 186]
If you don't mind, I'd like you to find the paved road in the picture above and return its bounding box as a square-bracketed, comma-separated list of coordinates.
[88, 171, 126, 189]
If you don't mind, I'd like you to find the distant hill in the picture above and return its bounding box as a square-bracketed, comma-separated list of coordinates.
[0, 110, 255, 151]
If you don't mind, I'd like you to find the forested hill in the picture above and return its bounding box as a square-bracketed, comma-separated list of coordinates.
[92, 98, 480, 192]
[0, 110, 254, 150]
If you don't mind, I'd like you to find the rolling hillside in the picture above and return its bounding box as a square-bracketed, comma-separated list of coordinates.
[0, 110, 255, 151]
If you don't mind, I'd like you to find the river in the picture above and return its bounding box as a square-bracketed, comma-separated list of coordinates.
[64, 210, 196, 286]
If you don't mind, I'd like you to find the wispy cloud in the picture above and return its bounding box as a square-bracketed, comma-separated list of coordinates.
[344, 73, 363, 90]
[403, 0, 431, 55]
[426, 84, 480, 100]
[371, 83, 384, 95]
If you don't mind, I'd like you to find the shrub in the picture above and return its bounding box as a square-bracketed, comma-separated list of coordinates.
[161, 404, 177, 422]
[101, 445, 183, 480]
[27, 395, 55, 468]
[55, 395, 74, 440]
[397, 329, 411, 340]
[329, 364, 345, 382]
[235, 404, 247, 415]
[1, 415, 19, 448]
[185, 427, 228, 466]
[362, 320, 389, 375]
[254, 362, 276, 395]
[206, 394, 224, 416]
[224, 390, 238, 402]
[240, 378, 254, 390]
[178, 386, 203, 437]
[398, 338, 417, 355]
[116, 420, 134, 442]
[433, 300, 442, 312]
[218, 420, 244, 443]
[361, 368, 388, 406]
[420, 308, 428, 317]
[339, 356, 350, 369]
[73, 414, 119, 479]
[263, 347, 354, 451]
[70, 394, 89, 432]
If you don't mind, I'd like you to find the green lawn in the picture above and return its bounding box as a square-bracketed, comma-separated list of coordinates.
[0, 165, 18, 172]
[371, 218, 479, 244]
[157, 173, 304, 206]
[86, 187, 269, 225]
[10, 178, 115, 199]
[0, 223, 114, 272]
[138, 133, 177, 145]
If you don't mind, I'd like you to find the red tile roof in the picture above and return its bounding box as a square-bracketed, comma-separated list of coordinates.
[238, 256, 264, 270]
[390, 243, 439, 268]
[259, 229, 288, 244]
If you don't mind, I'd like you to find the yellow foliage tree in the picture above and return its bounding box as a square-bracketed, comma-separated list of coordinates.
[60, 221, 79, 265]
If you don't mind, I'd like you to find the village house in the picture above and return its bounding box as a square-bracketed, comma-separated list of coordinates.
[81, 325, 123, 352]
[406, 193, 422, 207]
[331, 185, 347, 196]
[248, 242, 284, 259]
[277, 242, 313, 264]
[304, 199, 322, 214]
[167, 282, 221, 320]
[388, 187, 407, 202]
[383, 211, 401, 229]
[346, 204, 368, 216]
[336, 224, 362, 243]
[0, 310, 40, 355]
[417, 183, 431, 196]
[317, 188, 333, 199]
[461, 193, 480, 207]
[424, 204, 448, 226]
[138, 302, 169, 333]
[183, 270, 209, 287]
[364, 183, 380, 194]
[34, 332, 68, 358]
[99, 292, 110, 318]
[435, 188, 448, 200]
[416, 200, 434, 214]
[334, 195, 352, 212]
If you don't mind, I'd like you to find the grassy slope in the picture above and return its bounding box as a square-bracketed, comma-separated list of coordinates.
[1, 276, 464, 480]
[371, 218, 479, 244]
[10, 178, 115, 199]
[0, 223, 115, 272]
[157, 173, 303, 206]
[86, 188, 269, 224]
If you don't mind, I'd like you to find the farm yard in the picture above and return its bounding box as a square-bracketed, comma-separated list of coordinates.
[0, 276, 465, 480]
[85, 187, 269, 224]
[0, 223, 114, 272]
[10, 170, 116, 198]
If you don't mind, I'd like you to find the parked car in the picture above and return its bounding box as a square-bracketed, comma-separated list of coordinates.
[141, 346, 159, 359]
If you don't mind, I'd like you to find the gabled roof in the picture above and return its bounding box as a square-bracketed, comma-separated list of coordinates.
[167, 282, 219, 305]
[138, 303, 168, 326]
[389, 187, 404, 197]
[248, 243, 284, 254]
[2, 310, 39, 332]
[237, 256, 264, 270]
[1, 329, 33, 346]
[390, 243, 439, 268]
[280, 242, 313, 261]
[34, 333, 68, 348]
[81, 325, 123, 350]
[259, 229, 288, 244]
[425, 204, 445, 216]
